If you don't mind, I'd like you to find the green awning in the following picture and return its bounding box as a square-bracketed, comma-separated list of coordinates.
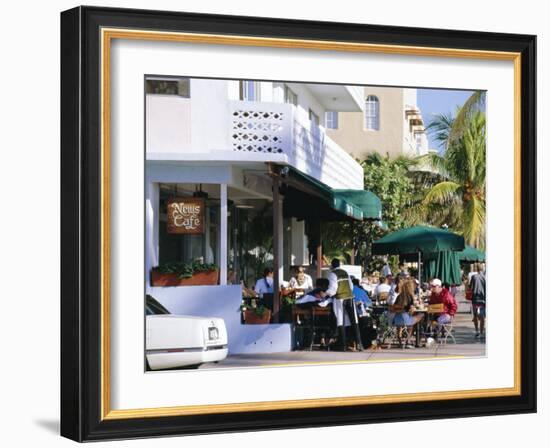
[282, 166, 380, 222]
[458, 245, 485, 262]
[332, 195, 364, 220]
[332, 189, 382, 220]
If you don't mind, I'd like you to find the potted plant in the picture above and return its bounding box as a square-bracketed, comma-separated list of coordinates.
[240, 304, 271, 324]
[279, 291, 296, 323]
[151, 260, 219, 286]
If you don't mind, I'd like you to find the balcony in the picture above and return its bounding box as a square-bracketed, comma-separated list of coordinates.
[229, 100, 364, 190]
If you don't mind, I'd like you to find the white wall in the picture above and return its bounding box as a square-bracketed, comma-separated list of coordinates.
[2, 2, 545, 448]
[146, 94, 192, 152]
[227, 80, 240, 100]
[290, 218, 308, 266]
[259, 81, 275, 101]
[289, 82, 327, 128]
[147, 78, 232, 154]
[190, 78, 231, 152]
[402, 88, 430, 155]
[402, 88, 418, 110]
[272, 82, 285, 102]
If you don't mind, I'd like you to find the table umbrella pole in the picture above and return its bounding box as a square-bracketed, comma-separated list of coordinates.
[418, 251, 422, 286]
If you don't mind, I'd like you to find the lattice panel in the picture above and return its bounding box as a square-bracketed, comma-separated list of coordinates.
[231, 109, 286, 153]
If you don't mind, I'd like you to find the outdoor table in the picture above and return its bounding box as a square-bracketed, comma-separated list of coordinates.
[370, 304, 387, 314]
[412, 307, 429, 347]
[291, 305, 333, 350]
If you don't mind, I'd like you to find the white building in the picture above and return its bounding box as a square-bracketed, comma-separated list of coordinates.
[145, 77, 380, 355]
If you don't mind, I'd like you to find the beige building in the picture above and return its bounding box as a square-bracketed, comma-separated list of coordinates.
[326, 86, 430, 160]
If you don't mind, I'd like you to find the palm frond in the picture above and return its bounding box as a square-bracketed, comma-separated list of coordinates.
[426, 112, 454, 147]
[423, 181, 461, 205]
[462, 195, 486, 246]
[417, 152, 449, 177]
[448, 91, 486, 144]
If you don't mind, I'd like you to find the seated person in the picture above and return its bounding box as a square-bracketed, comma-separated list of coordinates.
[398, 262, 410, 277]
[351, 277, 372, 317]
[295, 278, 330, 307]
[288, 265, 314, 295]
[254, 267, 275, 309]
[429, 278, 457, 327]
[389, 275, 408, 305]
[374, 275, 392, 302]
[369, 276, 380, 294]
[392, 279, 425, 348]
[352, 277, 372, 305]
[254, 267, 274, 297]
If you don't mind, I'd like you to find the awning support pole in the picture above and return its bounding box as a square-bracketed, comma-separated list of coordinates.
[272, 176, 283, 323]
[350, 221, 355, 265]
[315, 221, 323, 280]
[220, 183, 228, 286]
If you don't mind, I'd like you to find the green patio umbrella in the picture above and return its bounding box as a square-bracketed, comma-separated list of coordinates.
[423, 250, 462, 285]
[371, 225, 465, 285]
[371, 225, 465, 255]
[458, 245, 485, 262]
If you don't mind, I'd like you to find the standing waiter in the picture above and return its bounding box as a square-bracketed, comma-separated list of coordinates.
[326, 258, 364, 351]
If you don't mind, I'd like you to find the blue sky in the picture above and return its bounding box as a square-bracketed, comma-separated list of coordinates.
[417, 88, 478, 151]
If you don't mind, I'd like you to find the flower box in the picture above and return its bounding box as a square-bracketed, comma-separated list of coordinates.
[243, 309, 272, 324]
[150, 269, 219, 287]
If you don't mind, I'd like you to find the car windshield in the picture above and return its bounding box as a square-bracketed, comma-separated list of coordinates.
[145, 295, 170, 315]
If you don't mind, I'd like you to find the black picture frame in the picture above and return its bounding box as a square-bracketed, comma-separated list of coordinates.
[61, 5, 536, 442]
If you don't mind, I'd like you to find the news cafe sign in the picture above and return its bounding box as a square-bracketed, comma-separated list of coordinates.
[167, 197, 205, 234]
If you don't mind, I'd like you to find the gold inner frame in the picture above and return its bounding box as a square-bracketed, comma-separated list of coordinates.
[100, 28, 522, 421]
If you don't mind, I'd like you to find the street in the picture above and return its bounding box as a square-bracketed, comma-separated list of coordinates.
[200, 311, 486, 370]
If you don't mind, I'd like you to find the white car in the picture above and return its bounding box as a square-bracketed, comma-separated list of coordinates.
[145, 295, 228, 370]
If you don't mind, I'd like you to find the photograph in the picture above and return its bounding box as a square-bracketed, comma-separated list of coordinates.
[58, 5, 537, 441]
[144, 77, 488, 371]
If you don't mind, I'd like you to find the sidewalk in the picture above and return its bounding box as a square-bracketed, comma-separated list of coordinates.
[201, 313, 486, 370]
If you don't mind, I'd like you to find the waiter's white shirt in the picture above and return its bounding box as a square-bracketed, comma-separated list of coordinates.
[326, 270, 354, 326]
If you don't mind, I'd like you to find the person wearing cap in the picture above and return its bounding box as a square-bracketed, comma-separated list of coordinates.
[429, 278, 457, 328]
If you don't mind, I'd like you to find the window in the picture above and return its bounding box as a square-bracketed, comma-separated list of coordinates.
[146, 295, 170, 315]
[309, 109, 320, 127]
[416, 133, 423, 151]
[158, 184, 219, 267]
[240, 80, 261, 101]
[325, 111, 339, 129]
[145, 78, 190, 97]
[284, 85, 298, 106]
[365, 95, 380, 130]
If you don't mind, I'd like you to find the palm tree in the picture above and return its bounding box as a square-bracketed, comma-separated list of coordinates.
[447, 91, 486, 146]
[420, 108, 486, 248]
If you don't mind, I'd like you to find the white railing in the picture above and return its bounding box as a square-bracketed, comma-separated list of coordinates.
[229, 100, 363, 190]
